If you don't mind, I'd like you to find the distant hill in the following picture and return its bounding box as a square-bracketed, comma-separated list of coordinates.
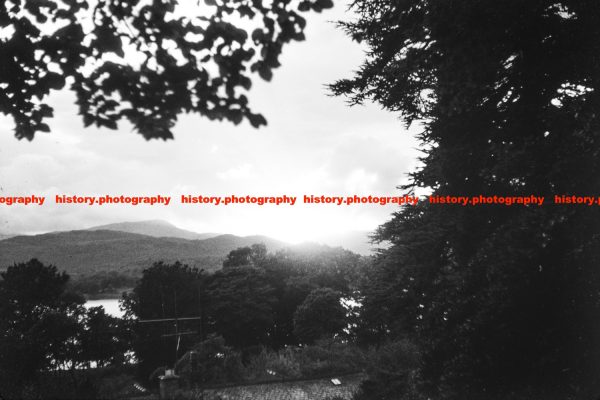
[0, 230, 286, 276]
[0, 233, 14, 241]
[87, 220, 218, 240]
[314, 231, 383, 255]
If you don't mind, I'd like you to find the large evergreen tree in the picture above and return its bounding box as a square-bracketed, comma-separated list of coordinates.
[332, 1, 600, 398]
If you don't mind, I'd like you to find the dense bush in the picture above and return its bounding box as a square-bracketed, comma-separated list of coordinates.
[176, 340, 366, 386]
[354, 341, 422, 400]
[176, 335, 245, 386]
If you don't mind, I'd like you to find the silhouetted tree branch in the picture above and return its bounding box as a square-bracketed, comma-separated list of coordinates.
[0, 0, 334, 140]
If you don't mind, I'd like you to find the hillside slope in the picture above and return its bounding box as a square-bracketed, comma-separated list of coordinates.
[0, 230, 285, 275]
[87, 220, 218, 240]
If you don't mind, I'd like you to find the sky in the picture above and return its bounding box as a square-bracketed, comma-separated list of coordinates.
[0, 3, 421, 244]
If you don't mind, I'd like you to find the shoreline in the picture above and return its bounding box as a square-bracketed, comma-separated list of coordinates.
[83, 289, 132, 301]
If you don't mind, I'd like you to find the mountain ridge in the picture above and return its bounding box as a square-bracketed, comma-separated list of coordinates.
[0, 229, 286, 276]
[86, 219, 219, 240]
[0, 219, 376, 279]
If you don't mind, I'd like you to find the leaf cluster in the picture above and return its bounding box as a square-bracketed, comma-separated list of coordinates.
[0, 0, 334, 139]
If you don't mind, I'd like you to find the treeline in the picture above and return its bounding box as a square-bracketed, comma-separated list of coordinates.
[123, 243, 367, 380]
[68, 271, 138, 298]
[0, 244, 369, 398]
[0, 259, 129, 399]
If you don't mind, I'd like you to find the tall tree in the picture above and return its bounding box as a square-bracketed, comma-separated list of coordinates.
[121, 261, 208, 380]
[0, 259, 85, 396]
[207, 266, 276, 348]
[79, 306, 128, 368]
[0, 0, 333, 140]
[333, 1, 600, 398]
[293, 287, 346, 344]
[224, 244, 366, 347]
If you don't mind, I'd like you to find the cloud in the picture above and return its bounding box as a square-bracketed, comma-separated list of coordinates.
[217, 164, 255, 181]
[0, 2, 421, 241]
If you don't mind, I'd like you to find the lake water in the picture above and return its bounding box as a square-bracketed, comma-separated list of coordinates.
[84, 298, 124, 318]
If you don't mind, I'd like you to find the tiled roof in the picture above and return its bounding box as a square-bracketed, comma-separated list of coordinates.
[194, 373, 365, 400]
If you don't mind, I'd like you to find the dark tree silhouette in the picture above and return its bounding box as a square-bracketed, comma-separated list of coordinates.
[333, 0, 600, 398]
[0, 259, 84, 396]
[122, 246, 364, 379]
[222, 243, 365, 347]
[208, 266, 276, 348]
[293, 287, 346, 344]
[222, 243, 267, 268]
[121, 261, 207, 380]
[79, 306, 128, 368]
[0, 0, 334, 140]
